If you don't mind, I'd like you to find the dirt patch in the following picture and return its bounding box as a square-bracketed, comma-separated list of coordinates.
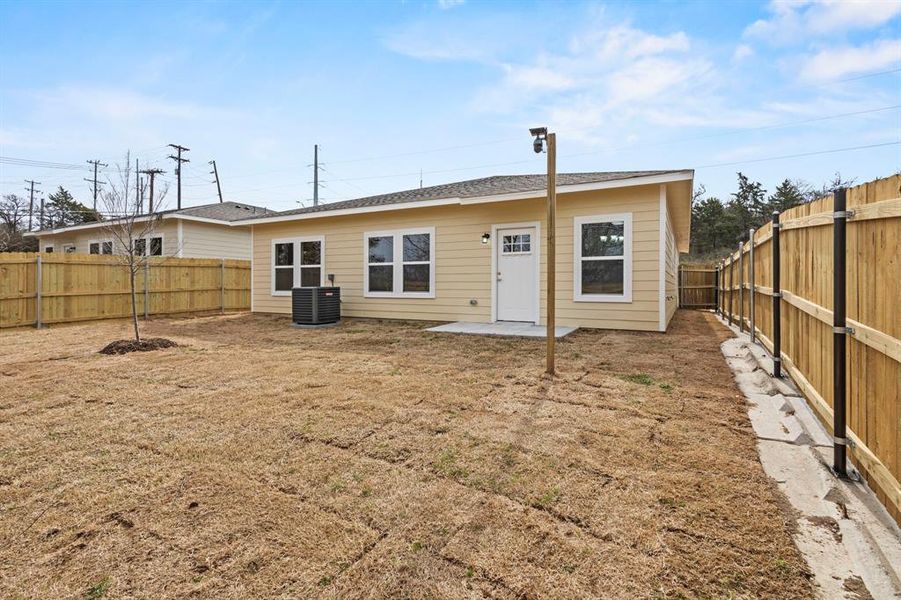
[98, 338, 179, 355]
[0, 310, 813, 598]
[843, 575, 874, 600]
[805, 515, 842, 543]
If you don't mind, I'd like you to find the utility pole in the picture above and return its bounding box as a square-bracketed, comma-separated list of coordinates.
[39, 195, 45, 230]
[313, 144, 319, 206]
[135, 158, 140, 212]
[25, 179, 41, 231]
[139, 168, 165, 213]
[210, 160, 223, 203]
[85, 159, 108, 210]
[167, 143, 190, 209]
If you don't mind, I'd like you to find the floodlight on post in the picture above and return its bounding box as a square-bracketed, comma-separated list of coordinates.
[529, 126, 556, 375]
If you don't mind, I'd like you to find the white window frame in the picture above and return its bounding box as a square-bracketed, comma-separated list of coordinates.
[573, 213, 632, 303]
[363, 227, 435, 299]
[62, 244, 77, 254]
[500, 232, 533, 255]
[270, 236, 326, 296]
[132, 234, 164, 256]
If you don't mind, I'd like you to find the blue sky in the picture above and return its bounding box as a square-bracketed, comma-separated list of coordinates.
[1, 0, 899, 213]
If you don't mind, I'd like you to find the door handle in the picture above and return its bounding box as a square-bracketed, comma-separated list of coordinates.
[497, 271, 502, 281]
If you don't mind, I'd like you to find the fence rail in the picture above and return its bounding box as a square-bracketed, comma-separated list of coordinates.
[678, 265, 717, 308]
[0, 253, 251, 328]
[715, 175, 900, 524]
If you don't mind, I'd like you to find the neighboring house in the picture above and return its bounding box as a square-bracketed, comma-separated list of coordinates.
[241, 171, 692, 332]
[27, 201, 274, 260]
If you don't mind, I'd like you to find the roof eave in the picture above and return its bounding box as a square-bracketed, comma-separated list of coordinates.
[239, 171, 695, 226]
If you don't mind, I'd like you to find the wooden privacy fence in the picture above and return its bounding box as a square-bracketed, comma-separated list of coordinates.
[678, 264, 717, 308]
[0, 253, 251, 328]
[716, 175, 900, 523]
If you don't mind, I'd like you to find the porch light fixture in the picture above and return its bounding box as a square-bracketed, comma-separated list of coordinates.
[481, 232, 490, 244]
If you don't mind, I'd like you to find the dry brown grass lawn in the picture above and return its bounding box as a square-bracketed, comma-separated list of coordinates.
[0, 310, 812, 599]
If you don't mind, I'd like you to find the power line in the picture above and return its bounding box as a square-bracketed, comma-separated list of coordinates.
[694, 141, 900, 170]
[324, 136, 519, 165]
[1, 157, 90, 171]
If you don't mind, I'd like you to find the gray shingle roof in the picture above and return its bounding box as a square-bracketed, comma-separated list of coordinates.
[175, 201, 275, 222]
[259, 171, 690, 219]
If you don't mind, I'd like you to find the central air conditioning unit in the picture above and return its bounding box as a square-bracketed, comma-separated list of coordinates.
[292, 287, 341, 326]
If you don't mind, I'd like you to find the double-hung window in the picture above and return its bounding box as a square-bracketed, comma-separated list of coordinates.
[364, 227, 435, 298]
[574, 213, 632, 302]
[131, 236, 162, 256]
[271, 237, 325, 295]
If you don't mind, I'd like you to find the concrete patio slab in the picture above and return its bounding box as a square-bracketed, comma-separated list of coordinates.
[426, 321, 577, 338]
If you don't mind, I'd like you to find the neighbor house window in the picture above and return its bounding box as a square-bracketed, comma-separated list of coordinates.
[102, 241, 113, 255]
[364, 228, 435, 298]
[89, 242, 100, 255]
[44, 246, 54, 253]
[574, 213, 632, 302]
[271, 237, 325, 295]
[63, 245, 76, 254]
[132, 236, 162, 256]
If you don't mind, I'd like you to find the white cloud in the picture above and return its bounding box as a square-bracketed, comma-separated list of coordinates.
[570, 26, 690, 61]
[31, 87, 236, 122]
[746, 0, 901, 43]
[437, 0, 465, 9]
[733, 44, 754, 61]
[799, 39, 901, 81]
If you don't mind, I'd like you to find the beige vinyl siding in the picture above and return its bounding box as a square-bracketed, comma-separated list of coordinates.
[252, 184, 663, 331]
[37, 221, 180, 256]
[179, 221, 252, 259]
[664, 204, 678, 327]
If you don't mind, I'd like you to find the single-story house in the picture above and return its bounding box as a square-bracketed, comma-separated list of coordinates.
[27, 201, 273, 260]
[240, 171, 693, 332]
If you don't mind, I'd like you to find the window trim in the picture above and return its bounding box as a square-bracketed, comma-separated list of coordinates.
[573, 213, 633, 303]
[62, 244, 77, 254]
[43, 245, 54, 253]
[270, 236, 326, 296]
[363, 227, 435, 299]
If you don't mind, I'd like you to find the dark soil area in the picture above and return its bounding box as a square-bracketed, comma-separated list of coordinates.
[99, 337, 179, 355]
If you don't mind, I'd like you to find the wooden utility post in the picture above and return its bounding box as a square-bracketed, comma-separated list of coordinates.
[546, 132, 557, 375]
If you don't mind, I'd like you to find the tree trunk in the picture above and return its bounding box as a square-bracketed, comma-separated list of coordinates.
[130, 268, 140, 342]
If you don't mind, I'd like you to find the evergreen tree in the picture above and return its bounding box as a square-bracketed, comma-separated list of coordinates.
[690, 196, 727, 256]
[768, 179, 808, 214]
[46, 186, 101, 228]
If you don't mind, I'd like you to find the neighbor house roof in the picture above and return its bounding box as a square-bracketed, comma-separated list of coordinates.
[27, 201, 275, 236]
[252, 171, 690, 221]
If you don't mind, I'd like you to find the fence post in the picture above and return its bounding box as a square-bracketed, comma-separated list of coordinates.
[221, 258, 226, 314]
[772, 212, 781, 378]
[143, 262, 150, 320]
[833, 188, 848, 476]
[728, 255, 734, 326]
[714, 264, 719, 315]
[738, 241, 744, 333]
[749, 228, 756, 343]
[35, 255, 43, 329]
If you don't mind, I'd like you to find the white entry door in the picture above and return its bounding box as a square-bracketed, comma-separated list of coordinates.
[496, 227, 538, 322]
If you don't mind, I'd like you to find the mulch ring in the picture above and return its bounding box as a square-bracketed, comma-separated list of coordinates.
[99, 338, 179, 355]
